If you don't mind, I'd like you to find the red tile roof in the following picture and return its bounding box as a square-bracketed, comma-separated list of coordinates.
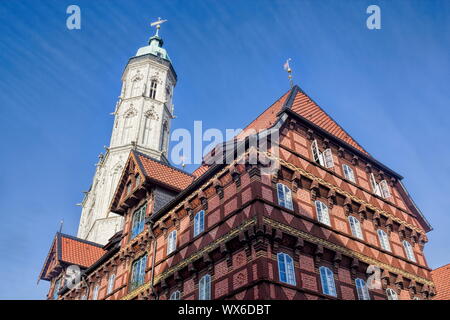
[59, 234, 105, 268]
[431, 263, 450, 300]
[192, 85, 368, 178]
[135, 151, 194, 191]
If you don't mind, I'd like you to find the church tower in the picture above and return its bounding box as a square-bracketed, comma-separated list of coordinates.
[77, 21, 176, 244]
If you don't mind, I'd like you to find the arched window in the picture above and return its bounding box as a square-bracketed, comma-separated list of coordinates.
[53, 278, 61, 300]
[170, 290, 181, 300]
[131, 205, 146, 239]
[121, 112, 134, 144]
[199, 274, 211, 300]
[342, 164, 355, 182]
[130, 78, 142, 97]
[315, 200, 331, 226]
[149, 79, 157, 99]
[348, 216, 363, 240]
[319, 266, 337, 297]
[194, 210, 205, 237]
[277, 252, 296, 285]
[107, 273, 116, 295]
[92, 284, 100, 300]
[377, 229, 391, 252]
[160, 121, 169, 153]
[130, 255, 147, 290]
[167, 230, 177, 254]
[402, 240, 416, 262]
[276, 183, 293, 210]
[355, 278, 371, 300]
[386, 288, 398, 300]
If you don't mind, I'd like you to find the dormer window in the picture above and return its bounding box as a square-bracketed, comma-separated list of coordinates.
[131, 205, 146, 239]
[311, 140, 334, 168]
[370, 173, 391, 199]
[126, 182, 132, 195]
[135, 174, 141, 187]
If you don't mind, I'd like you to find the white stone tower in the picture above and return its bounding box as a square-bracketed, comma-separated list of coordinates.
[77, 23, 176, 244]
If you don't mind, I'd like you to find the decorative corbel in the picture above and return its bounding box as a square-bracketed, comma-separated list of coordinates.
[373, 212, 381, 228]
[229, 164, 241, 187]
[365, 163, 372, 173]
[395, 274, 404, 290]
[272, 229, 283, 252]
[337, 147, 345, 158]
[344, 196, 352, 216]
[291, 171, 302, 192]
[386, 218, 394, 235]
[310, 180, 320, 201]
[198, 190, 208, 210]
[314, 245, 323, 266]
[203, 253, 213, 273]
[184, 203, 193, 221]
[358, 204, 367, 221]
[293, 237, 304, 259]
[220, 243, 232, 267]
[212, 178, 224, 199]
[430, 285, 436, 297]
[322, 138, 330, 149]
[188, 263, 197, 279]
[398, 224, 406, 240]
[288, 119, 297, 130]
[307, 129, 314, 141]
[410, 230, 418, 244]
[389, 177, 397, 187]
[350, 258, 359, 277]
[408, 280, 417, 295]
[327, 189, 336, 209]
[333, 252, 342, 272]
[381, 270, 390, 287]
[421, 284, 430, 298]
[351, 155, 359, 166]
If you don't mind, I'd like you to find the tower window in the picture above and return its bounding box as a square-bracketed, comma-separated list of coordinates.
[377, 229, 391, 252]
[386, 288, 398, 300]
[342, 164, 355, 182]
[319, 266, 337, 297]
[194, 210, 205, 237]
[131, 205, 146, 239]
[355, 278, 371, 300]
[402, 240, 416, 262]
[199, 274, 211, 300]
[150, 79, 157, 99]
[167, 230, 177, 255]
[277, 252, 296, 286]
[348, 216, 364, 240]
[276, 183, 293, 210]
[130, 255, 147, 291]
[315, 200, 331, 226]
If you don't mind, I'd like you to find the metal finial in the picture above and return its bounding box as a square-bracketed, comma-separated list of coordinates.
[283, 58, 294, 88]
[150, 17, 168, 37]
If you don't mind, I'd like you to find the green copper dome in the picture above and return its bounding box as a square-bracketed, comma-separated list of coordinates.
[135, 35, 170, 61]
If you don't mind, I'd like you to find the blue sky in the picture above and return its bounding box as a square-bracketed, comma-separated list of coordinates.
[0, 0, 448, 299]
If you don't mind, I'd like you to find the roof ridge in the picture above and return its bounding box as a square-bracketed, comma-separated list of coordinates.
[289, 84, 369, 156]
[132, 150, 194, 177]
[57, 232, 104, 248]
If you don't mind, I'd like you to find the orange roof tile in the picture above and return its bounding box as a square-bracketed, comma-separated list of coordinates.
[432, 263, 450, 300]
[135, 151, 194, 191]
[59, 234, 105, 268]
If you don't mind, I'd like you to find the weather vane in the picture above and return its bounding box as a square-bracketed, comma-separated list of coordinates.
[283, 58, 294, 88]
[150, 17, 168, 37]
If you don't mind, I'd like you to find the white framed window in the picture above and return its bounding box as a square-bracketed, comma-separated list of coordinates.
[194, 210, 205, 237]
[80, 294, 87, 300]
[167, 230, 177, 255]
[277, 252, 296, 286]
[348, 216, 364, 240]
[402, 240, 416, 262]
[92, 284, 100, 300]
[355, 278, 371, 300]
[277, 183, 293, 210]
[130, 255, 147, 290]
[319, 266, 337, 297]
[107, 274, 116, 295]
[379, 180, 391, 198]
[131, 205, 146, 239]
[370, 173, 391, 199]
[199, 274, 211, 300]
[377, 229, 391, 252]
[386, 288, 398, 300]
[170, 290, 181, 300]
[315, 200, 331, 226]
[342, 164, 355, 182]
[311, 139, 334, 168]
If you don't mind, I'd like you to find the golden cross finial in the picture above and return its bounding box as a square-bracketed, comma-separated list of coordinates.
[150, 17, 168, 36]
